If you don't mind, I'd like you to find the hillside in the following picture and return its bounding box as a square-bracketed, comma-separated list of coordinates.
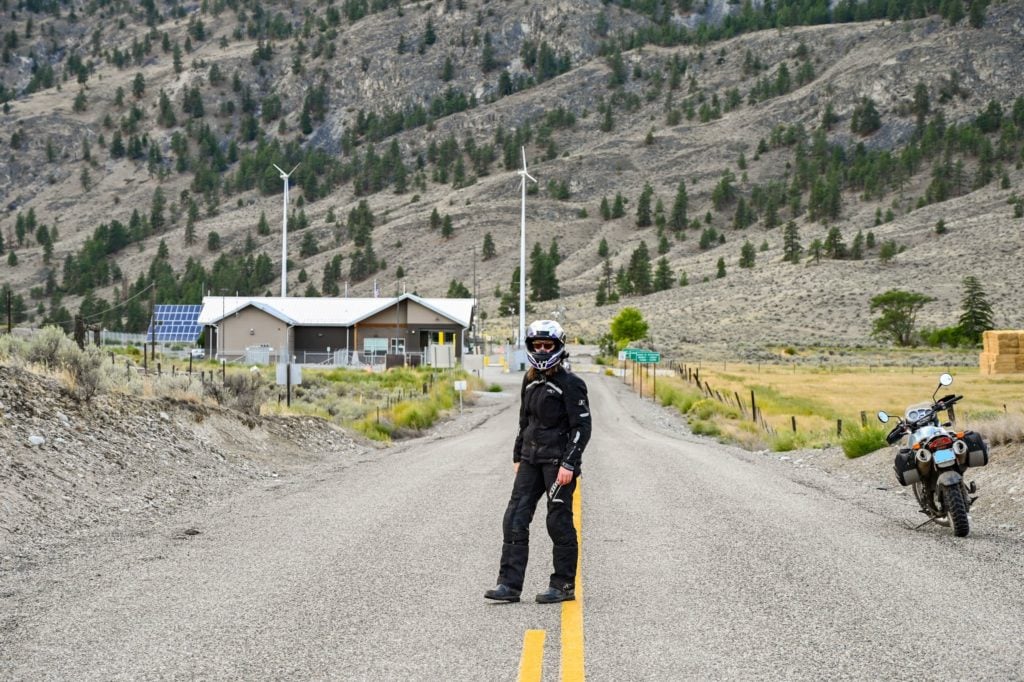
[1, 0, 1023, 358]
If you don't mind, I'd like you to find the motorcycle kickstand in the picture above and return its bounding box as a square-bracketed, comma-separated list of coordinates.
[912, 516, 940, 530]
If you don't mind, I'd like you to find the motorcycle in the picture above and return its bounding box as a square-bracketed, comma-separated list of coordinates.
[877, 373, 989, 537]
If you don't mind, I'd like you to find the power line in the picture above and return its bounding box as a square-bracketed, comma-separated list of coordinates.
[79, 282, 155, 323]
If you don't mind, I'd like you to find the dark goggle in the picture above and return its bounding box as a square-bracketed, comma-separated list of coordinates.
[531, 340, 556, 351]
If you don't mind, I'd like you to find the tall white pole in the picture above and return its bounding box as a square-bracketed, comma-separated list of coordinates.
[517, 147, 535, 351]
[273, 164, 299, 297]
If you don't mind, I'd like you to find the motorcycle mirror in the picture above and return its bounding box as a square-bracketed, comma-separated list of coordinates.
[877, 411, 890, 423]
[933, 373, 954, 401]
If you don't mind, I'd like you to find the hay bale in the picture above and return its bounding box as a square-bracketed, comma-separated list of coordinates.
[979, 351, 1023, 375]
[982, 330, 1023, 354]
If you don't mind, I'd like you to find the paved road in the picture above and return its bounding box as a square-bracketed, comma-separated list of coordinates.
[4, 368, 1024, 680]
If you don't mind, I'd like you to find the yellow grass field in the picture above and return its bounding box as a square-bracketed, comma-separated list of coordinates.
[644, 362, 1024, 443]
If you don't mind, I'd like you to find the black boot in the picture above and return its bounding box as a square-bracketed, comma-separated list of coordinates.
[484, 584, 522, 602]
[535, 585, 575, 603]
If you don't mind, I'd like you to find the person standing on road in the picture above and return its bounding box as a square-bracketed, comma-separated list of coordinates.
[485, 320, 592, 604]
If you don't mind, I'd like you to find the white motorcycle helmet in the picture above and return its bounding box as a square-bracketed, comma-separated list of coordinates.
[525, 320, 567, 371]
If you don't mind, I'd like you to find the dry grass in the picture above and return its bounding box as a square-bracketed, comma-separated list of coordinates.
[960, 412, 1024, 446]
[651, 362, 1024, 451]
[684, 363, 1024, 432]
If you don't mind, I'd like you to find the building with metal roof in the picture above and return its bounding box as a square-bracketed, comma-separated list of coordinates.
[197, 294, 475, 366]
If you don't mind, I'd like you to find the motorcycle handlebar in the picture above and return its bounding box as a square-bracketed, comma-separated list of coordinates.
[886, 424, 906, 445]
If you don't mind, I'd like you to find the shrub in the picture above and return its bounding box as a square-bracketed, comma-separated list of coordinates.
[689, 419, 721, 437]
[768, 430, 814, 452]
[0, 334, 25, 361]
[841, 424, 887, 458]
[352, 415, 393, 442]
[487, 383, 503, 392]
[25, 326, 75, 369]
[392, 400, 439, 430]
[656, 382, 701, 414]
[689, 398, 740, 421]
[61, 345, 108, 402]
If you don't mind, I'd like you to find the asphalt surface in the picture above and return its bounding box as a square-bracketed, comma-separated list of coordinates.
[4, 366, 1024, 681]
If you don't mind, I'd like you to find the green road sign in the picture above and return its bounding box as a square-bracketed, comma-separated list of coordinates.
[634, 351, 661, 363]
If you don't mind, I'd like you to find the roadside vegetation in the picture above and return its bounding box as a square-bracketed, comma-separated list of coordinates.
[0, 327, 482, 442]
[637, 359, 1024, 455]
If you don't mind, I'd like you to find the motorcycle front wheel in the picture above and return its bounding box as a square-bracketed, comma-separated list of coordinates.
[942, 484, 970, 537]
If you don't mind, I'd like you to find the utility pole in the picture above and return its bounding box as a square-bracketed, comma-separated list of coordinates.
[149, 286, 157, 361]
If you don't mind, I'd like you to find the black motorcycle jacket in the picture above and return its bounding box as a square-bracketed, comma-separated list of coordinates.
[513, 366, 591, 472]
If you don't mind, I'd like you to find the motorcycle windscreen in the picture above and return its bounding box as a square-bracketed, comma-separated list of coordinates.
[933, 448, 956, 467]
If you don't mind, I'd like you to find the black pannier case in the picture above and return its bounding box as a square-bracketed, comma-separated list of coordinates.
[962, 431, 989, 468]
[893, 448, 920, 486]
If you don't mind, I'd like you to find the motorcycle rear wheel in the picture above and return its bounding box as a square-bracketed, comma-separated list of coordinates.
[942, 484, 970, 537]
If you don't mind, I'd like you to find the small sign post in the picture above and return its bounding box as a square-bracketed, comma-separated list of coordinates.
[454, 380, 468, 413]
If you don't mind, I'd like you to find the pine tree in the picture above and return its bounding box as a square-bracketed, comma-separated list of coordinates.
[430, 207, 442, 230]
[808, 238, 824, 263]
[957, 275, 994, 344]
[739, 241, 756, 268]
[653, 257, 674, 291]
[447, 279, 471, 297]
[636, 183, 654, 228]
[669, 180, 688, 232]
[150, 188, 166, 233]
[598, 238, 609, 258]
[850, 230, 864, 260]
[300, 232, 319, 257]
[528, 242, 559, 301]
[441, 214, 454, 239]
[611, 193, 625, 219]
[482, 232, 496, 260]
[599, 196, 611, 220]
[257, 211, 270, 236]
[782, 220, 802, 263]
[716, 257, 726, 278]
[823, 227, 846, 259]
[627, 242, 653, 295]
[548, 238, 560, 266]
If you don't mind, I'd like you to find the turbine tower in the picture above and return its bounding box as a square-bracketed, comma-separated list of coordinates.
[273, 163, 299, 297]
[517, 147, 536, 353]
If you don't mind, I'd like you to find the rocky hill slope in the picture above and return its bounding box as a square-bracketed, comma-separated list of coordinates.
[1, 1, 1023, 357]
[0, 364, 364, 572]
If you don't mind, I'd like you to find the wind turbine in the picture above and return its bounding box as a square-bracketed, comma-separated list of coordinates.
[273, 163, 299, 297]
[517, 146, 536, 356]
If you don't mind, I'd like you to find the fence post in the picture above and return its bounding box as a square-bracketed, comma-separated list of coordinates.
[860, 411, 867, 426]
[791, 416, 797, 432]
[837, 419, 843, 437]
[750, 390, 757, 423]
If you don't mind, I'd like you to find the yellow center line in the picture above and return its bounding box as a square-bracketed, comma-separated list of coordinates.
[518, 629, 546, 682]
[561, 479, 585, 681]
[515, 481, 586, 681]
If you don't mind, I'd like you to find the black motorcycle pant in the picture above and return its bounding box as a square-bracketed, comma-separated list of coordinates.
[497, 461, 578, 592]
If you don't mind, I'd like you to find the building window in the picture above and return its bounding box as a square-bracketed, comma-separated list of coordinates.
[390, 337, 405, 354]
[363, 337, 387, 355]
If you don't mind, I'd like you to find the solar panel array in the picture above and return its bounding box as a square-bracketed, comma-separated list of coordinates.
[147, 304, 204, 343]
